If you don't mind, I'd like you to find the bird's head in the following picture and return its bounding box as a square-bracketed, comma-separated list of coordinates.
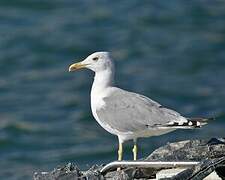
[69, 52, 114, 73]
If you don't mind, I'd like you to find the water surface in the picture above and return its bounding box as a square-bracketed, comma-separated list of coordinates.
[0, 1, 225, 179]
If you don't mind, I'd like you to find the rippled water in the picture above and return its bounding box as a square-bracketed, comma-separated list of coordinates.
[0, 1, 225, 179]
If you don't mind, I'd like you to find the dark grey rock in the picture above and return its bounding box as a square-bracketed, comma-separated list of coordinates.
[34, 138, 225, 180]
[33, 163, 82, 180]
[167, 157, 225, 180]
[147, 138, 225, 161]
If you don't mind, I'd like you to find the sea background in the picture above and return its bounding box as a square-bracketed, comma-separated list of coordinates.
[0, 1, 225, 179]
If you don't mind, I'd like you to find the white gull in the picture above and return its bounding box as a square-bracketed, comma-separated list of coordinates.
[69, 51, 210, 161]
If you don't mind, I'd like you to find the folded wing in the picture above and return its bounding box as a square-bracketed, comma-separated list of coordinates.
[96, 88, 190, 133]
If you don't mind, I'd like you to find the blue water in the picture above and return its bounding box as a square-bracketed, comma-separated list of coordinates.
[0, 1, 225, 179]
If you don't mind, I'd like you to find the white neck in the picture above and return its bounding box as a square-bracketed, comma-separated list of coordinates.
[91, 69, 114, 94]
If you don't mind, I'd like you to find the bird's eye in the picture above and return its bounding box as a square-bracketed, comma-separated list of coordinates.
[92, 57, 99, 61]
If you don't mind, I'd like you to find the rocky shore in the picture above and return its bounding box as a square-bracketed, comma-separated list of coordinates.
[34, 138, 225, 180]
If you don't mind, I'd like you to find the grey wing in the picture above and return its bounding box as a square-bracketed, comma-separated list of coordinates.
[96, 88, 186, 133]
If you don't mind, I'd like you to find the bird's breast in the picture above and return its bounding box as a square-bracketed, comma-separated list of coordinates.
[91, 96, 105, 112]
[90, 88, 120, 135]
[90, 89, 107, 120]
[90, 86, 113, 111]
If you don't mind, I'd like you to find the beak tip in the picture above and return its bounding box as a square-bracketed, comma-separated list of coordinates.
[68, 64, 77, 72]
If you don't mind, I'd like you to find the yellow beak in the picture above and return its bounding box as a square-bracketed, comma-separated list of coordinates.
[69, 62, 88, 72]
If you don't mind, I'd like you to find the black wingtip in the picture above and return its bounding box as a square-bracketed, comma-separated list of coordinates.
[188, 117, 216, 122]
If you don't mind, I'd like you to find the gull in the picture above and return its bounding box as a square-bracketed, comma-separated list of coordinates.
[69, 52, 211, 161]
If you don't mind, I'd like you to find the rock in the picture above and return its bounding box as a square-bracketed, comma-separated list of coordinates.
[33, 138, 225, 180]
[147, 138, 225, 161]
[156, 168, 187, 179]
[33, 163, 82, 180]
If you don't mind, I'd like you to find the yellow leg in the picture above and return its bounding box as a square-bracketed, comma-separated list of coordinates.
[132, 140, 138, 160]
[117, 142, 123, 171]
[118, 142, 123, 161]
